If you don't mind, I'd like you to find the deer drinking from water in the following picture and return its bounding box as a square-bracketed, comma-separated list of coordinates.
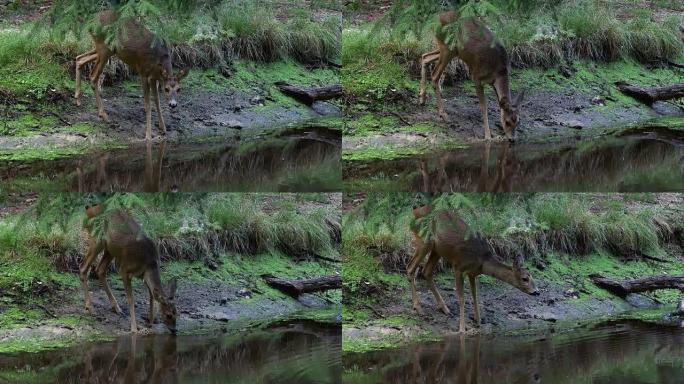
[419, 11, 524, 140]
[407, 205, 538, 332]
[74, 10, 188, 140]
[81, 204, 178, 333]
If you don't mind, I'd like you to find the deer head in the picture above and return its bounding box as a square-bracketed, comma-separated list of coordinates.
[512, 255, 539, 295]
[160, 66, 189, 109]
[500, 91, 525, 140]
[156, 277, 179, 334]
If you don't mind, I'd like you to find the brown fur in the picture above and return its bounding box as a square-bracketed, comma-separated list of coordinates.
[74, 10, 189, 140]
[407, 204, 538, 332]
[419, 11, 525, 140]
[81, 204, 178, 333]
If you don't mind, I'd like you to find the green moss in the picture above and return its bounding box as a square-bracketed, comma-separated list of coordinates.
[0, 146, 87, 161]
[0, 114, 58, 137]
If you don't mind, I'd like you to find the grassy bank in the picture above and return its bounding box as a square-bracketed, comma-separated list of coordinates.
[0, 192, 341, 352]
[342, 193, 684, 352]
[0, 0, 340, 99]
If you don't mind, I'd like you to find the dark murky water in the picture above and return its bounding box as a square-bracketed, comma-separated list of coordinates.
[344, 320, 684, 384]
[0, 130, 340, 192]
[0, 321, 341, 383]
[344, 133, 684, 192]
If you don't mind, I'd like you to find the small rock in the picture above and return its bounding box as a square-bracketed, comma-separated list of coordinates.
[225, 119, 244, 130]
[250, 96, 264, 105]
[591, 96, 606, 106]
[563, 120, 584, 130]
[564, 288, 580, 299]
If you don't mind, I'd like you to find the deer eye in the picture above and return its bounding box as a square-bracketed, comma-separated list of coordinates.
[165, 87, 170, 92]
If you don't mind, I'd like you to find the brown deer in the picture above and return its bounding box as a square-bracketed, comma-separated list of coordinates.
[419, 11, 524, 140]
[75, 10, 189, 140]
[407, 204, 538, 332]
[81, 204, 178, 334]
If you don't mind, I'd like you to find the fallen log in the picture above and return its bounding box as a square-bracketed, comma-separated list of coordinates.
[615, 81, 684, 104]
[589, 274, 684, 298]
[260, 274, 341, 297]
[274, 82, 343, 105]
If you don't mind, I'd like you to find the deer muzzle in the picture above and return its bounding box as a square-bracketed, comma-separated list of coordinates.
[169, 100, 178, 109]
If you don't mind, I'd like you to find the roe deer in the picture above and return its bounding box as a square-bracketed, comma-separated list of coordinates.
[419, 11, 524, 140]
[407, 204, 538, 332]
[81, 204, 178, 333]
[75, 10, 189, 140]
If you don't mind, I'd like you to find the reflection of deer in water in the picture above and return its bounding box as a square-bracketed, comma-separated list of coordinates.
[81, 335, 179, 383]
[74, 141, 166, 192]
[81, 204, 178, 333]
[419, 141, 518, 192]
[406, 334, 481, 383]
[407, 204, 538, 332]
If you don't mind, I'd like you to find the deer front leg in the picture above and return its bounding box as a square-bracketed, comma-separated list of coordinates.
[142, 77, 153, 141]
[95, 250, 122, 314]
[407, 242, 430, 315]
[80, 238, 103, 314]
[122, 273, 138, 333]
[75, 50, 97, 106]
[468, 274, 480, 327]
[424, 251, 451, 316]
[151, 79, 166, 135]
[147, 282, 156, 326]
[90, 56, 110, 122]
[454, 268, 466, 332]
[474, 80, 491, 140]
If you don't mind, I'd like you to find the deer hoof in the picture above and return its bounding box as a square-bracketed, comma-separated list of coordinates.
[99, 113, 109, 122]
[413, 305, 424, 315]
[441, 307, 452, 316]
[112, 306, 122, 315]
[439, 112, 449, 121]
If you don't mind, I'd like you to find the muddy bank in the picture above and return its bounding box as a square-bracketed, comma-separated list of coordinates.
[0, 268, 341, 353]
[343, 62, 684, 163]
[343, 269, 674, 353]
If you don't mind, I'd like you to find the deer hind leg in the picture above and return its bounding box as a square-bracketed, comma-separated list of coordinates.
[151, 79, 166, 135]
[419, 50, 440, 105]
[407, 241, 431, 315]
[90, 52, 112, 122]
[142, 77, 153, 141]
[75, 50, 97, 106]
[431, 52, 451, 121]
[95, 250, 122, 314]
[80, 238, 103, 314]
[121, 273, 138, 333]
[474, 80, 491, 140]
[424, 251, 451, 315]
[468, 274, 480, 327]
[453, 268, 466, 332]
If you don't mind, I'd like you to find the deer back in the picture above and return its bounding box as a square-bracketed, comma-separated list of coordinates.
[95, 10, 171, 79]
[104, 210, 159, 277]
[431, 211, 492, 272]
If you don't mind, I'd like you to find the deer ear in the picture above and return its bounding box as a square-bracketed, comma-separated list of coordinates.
[513, 255, 524, 271]
[177, 68, 189, 80]
[167, 277, 178, 299]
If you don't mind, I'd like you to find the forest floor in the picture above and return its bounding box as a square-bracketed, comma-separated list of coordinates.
[342, 1, 684, 163]
[342, 194, 684, 353]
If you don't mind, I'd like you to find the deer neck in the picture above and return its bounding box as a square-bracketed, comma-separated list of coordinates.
[481, 257, 517, 288]
[144, 268, 168, 306]
[494, 71, 513, 112]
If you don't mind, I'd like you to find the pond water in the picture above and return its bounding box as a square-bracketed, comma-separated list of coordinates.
[343, 320, 684, 384]
[0, 321, 341, 384]
[0, 128, 340, 192]
[344, 132, 684, 192]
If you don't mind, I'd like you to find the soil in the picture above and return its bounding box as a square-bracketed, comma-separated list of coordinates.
[343, 83, 683, 153]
